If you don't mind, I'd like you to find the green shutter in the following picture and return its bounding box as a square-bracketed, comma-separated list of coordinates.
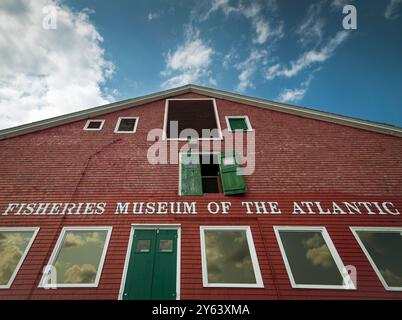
[219, 152, 247, 195]
[229, 118, 249, 131]
[180, 153, 203, 195]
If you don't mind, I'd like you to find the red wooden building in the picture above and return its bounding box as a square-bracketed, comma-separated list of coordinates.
[0, 84, 401, 300]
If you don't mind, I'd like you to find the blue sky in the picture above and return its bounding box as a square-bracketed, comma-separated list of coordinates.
[0, 0, 401, 129]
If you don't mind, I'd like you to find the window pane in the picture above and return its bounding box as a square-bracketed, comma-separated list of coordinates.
[356, 231, 402, 288]
[118, 118, 136, 132]
[229, 118, 248, 131]
[159, 240, 173, 252]
[52, 230, 108, 285]
[0, 231, 35, 286]
[137, 240, 151, 253]
[87, 121, 102, 129]
[204, 230, 256, 284]
[279, 231, 344, 286]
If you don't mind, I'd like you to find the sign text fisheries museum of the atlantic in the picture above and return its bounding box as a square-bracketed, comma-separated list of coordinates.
[1, 201, 400, 216]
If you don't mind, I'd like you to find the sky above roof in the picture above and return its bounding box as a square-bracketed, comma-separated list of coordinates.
[0, 0, 401, 130]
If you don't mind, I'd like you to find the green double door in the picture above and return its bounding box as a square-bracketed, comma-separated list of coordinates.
[123, 229, 178, 300]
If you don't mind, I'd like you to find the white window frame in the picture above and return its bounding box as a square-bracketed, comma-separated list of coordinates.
[114, 117, 139, 133]
[38, 226, 112, 288]
[163, 98, 223, 141]
[83, 119, 105, 131]
[200, 226, 264, 288]
[0, 227, 40, 289]
[351, 226, 402, 291]
[118, 224, 181, 300]
[225, 116, 253, 132]
[274, 226, 355, 290]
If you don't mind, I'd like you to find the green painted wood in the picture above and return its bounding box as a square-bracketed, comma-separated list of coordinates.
[219, 152, 247, 195]
[123, 230, 156, 300]
[181, 153, 203, 196]
[229, 118, 249, 131]
[123, 229, 177, 300]
[151, 230, 178, 300]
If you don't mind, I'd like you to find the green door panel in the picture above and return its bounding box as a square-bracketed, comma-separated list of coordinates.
[181, 153, 203, 196]
[151, 230, 177, 300]
[123, 229, 178, 300]
[219, 152, 247, 195]
[123, 230, 156, 300]
[229, 118, 249, 131]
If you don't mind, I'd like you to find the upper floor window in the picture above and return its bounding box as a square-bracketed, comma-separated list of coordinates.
[179, 152, 247, 196]
[226, 116, 253, 132]
[115, 117, 139, 133]
[84, 120, 105, 131]
[163, 99, 222, 140]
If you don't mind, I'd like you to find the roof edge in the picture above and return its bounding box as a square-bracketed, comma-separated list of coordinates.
[0, 84, 401, 140]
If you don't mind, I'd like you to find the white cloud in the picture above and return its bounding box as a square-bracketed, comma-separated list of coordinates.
[161, 37, 214, 89]
[297, 1, 326, 47]
[147, 12, 160, 21]
[266, 31, 349, 80]
[0, 0, 115, 130]
[277, 71, 317, 103]
[235, 49, 266, 92]
[385, 0, 402, 20]
[202, 0, 283, 45]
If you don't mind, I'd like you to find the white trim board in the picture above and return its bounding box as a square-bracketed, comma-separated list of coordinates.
[350, 226, 402, 292]
[118, 224, 181, 300]
[199, 226, 264, 288]
[0, 227, 40, 289]
[38, 226, 112, 288]
[274, 226, 355, 290]
[0, 84, 401, 140]
[162, 98, 223, 141]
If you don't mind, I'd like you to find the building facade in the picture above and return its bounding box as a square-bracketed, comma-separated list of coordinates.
[0, 85, 401, 300]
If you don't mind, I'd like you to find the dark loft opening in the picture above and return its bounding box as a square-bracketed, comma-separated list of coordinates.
[166, 100, 220, 139]
[200, 154, 221, 194]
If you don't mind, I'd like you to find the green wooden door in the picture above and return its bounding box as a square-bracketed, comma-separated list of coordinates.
[123, 229, 178, 300]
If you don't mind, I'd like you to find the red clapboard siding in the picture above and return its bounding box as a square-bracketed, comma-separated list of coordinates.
[0, 92, 401, 300]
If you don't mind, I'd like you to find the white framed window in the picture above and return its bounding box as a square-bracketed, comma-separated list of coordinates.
[351, 227, 402, 291]
[163, 98, 223, 140]
[225, 116, 253, 132]
[274, 226, 355, 290]
[83, 119, 105, 131]
[114, 117, 139, 133]
[200, 226, 264, 288]
[39, 227, 112, 288]
[0, 227, 40, 289]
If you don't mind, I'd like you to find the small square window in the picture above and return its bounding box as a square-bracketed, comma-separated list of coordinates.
[159, 240, 173, 252]
[115, 117, 139, 133]
[226, 116, 252, 132]
[137, 239, 151, 253]
[84, 120, 105, 131]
